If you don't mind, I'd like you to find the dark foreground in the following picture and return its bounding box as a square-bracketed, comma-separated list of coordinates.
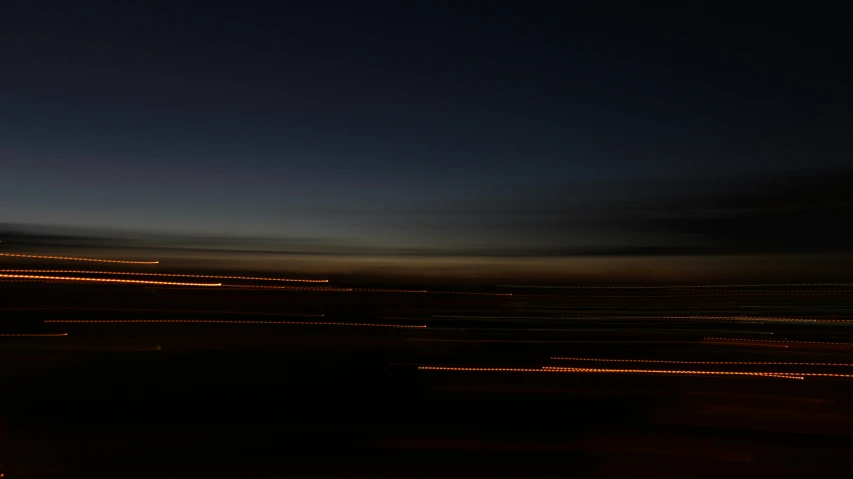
[4, 277, 853, 478]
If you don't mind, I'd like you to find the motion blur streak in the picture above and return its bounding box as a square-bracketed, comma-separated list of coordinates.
[354, 289, 429, 293]
[551, 357, 853, 366]
[45, 319, 427, 328]
[431, 314, 765, 322]
[705, 337, 853, 346]
[379, 316, 706, 324]
[217, 285, 353, 291]
[429, 291, 513, 296]
[0, 270, 328, 282]
[0, 333, 68, 337]
[410, 338, 701, 344]
[146, 286, 353, 292]
[514, 293, 853, 298]
[0, 307, 323, 317]
[703, 338, 789, 348]
[498, 284, 853, 289]
[542, 366, 853, 379]
[418, 366, 802, 379]
[0, 274, 221, 286]
[0, 252, 158, 264]
[541, 367, 804, 379]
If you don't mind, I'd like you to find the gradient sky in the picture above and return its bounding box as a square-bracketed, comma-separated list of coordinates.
[1, 2, 851, 252]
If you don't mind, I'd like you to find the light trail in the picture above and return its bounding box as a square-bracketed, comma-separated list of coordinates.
[550, 357, 853, 367]
[745, 305, 853, 310]
[0, 269, 327, 283]
[343, 290, 513, 295]
[45, 319, 426, 328]
[381, 316, 655, 323]
[146, 285, 351, 292]
[430, 314, 767, 322]
[0, 307, 323, 317]
[0, 333, 68, 337]
[0, 274, 220, 286]
[429, 291, 513, 296]
[705, 337, 853, 346]
[417, 366, 802, 379]
[542, 366, 853, 379]
[718, 317, 853, 323]
[702, 337, 789, 348]
[506, 315, 853, 324]
[0, 253, 158, 264]
[511, 293, 853, 298]
[354, 288, 428, 293]
[511, 304, 740, 310]
[498, 283, 853, 289]
[410, 338, 712, 344]
[144, 286, 510, 295]
[218, 284, 352, 291]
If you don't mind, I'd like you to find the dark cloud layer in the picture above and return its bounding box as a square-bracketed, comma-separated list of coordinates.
[3, 168, 852, 258]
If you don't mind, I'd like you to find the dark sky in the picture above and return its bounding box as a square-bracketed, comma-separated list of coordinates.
[1, 1, 851, 253]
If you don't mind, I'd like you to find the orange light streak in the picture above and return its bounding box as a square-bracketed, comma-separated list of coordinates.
[356, 289, 511, 295]
[355, 288, 428, 293]
[0, 333, 68, 337]
[429, 291, 513, 296]
[0, 253, 158, 264]
[417, 366, 802, 379]
[499, 283, 853, 289]
[511, 293, 853, 298]
[218, 284, 352, 291]
[0, 307, 322, 317]
[429, 314, 763, 322]
[0, 269, 327, 282]
[705, 337, 853, 346]
[551, 357, 853, 367]
[541, 367, 804, 379]
[146, 286, 350, 292]
[45, 319, 425, 328]
[542, 366, 853, 379]
[0, 274, 220, 286]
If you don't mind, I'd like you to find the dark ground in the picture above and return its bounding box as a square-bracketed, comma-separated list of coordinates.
[4, 276, 853, 478]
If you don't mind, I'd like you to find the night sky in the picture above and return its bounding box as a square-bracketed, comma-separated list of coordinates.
[2, 2, 851, 257]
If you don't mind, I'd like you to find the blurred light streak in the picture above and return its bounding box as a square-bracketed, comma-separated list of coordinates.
[498, 284, 853, 289]
[0, 274, 221, 286]
[436, 326, 768, 334]
[0, 269, 327, 282]
[705, 337, 853, 346]
[409, 338, 704, 344]
[0, 333, 68, 337]
[728, 316, 853, 323]
[431, 314, 767, 323]
[143, 286, 511, 294]
[0, 307, 323, 317]
[45, 319, 426, 328]
[418, 366, 802, 379]
[512, 293, 853, 298]
[194, 284, 351, 291]
[354, 288, 428, 293]
[513, 304, 749, 310]
[746, 305, 853, 310]
[378, 316, 706, 323]
[0, 252, 158, 264]
[428, 291, 513, 296]
[541, 367, 804, 379]
[550, 357, 853, 367]
[702, 338, 789, 348]
[544, 366, 853, 379]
